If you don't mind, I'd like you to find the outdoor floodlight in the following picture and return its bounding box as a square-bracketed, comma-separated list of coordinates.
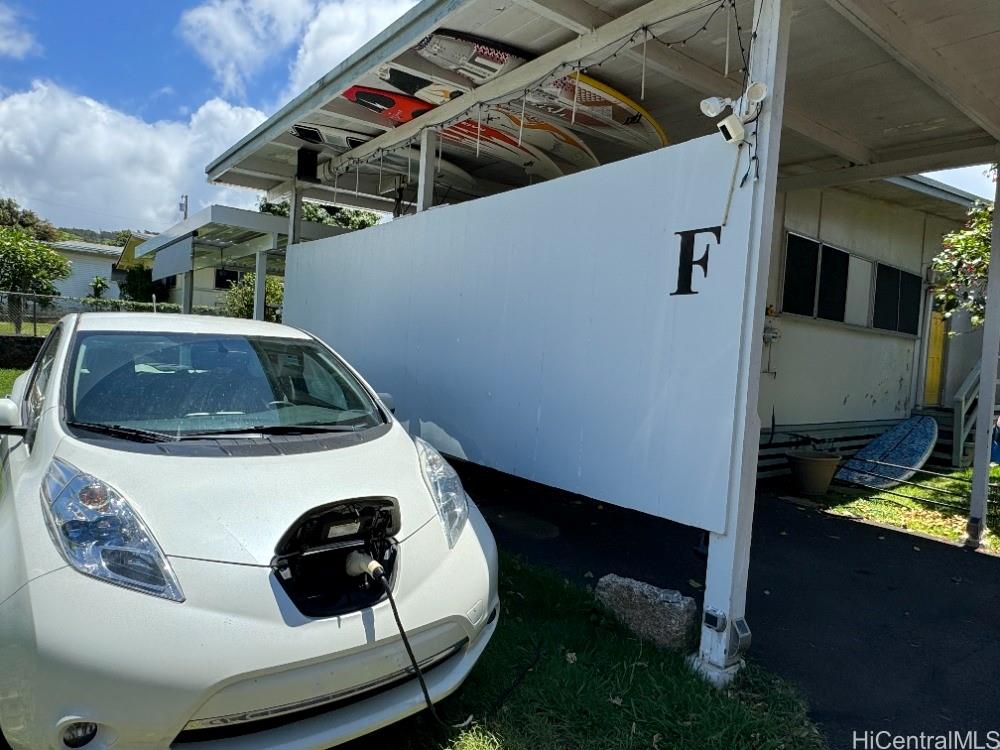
[745, 81, 768, 106]
[700, 96, 732, 118]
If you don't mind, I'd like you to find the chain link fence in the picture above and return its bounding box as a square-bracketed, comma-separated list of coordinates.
[0, 291, 227, 338]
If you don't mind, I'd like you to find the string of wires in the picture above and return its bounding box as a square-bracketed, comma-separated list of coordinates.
[326, 0, 745, 197]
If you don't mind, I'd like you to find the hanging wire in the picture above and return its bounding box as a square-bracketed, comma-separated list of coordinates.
[640, 27, 648, 100]
[571, 66, 581, 124]
[517, 90, 527, 146]
[725, 4, 731, 77]
[378, 150, 383, 194]
[476, 104, 483, 157]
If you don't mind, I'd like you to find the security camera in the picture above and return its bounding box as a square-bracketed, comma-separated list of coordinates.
[717, 113, 746, 144]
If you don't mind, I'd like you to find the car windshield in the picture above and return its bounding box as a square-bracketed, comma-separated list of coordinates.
[65, 331, 384, 438]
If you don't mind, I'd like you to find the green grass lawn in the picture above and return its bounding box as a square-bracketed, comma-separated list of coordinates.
[0, 321, 53, 337]
[815, 466, 1000, 552]
[0, 369, 23, 397]
[346, 555, 825, 750]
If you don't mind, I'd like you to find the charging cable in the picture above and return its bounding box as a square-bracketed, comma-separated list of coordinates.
[345, 551, 473, 729]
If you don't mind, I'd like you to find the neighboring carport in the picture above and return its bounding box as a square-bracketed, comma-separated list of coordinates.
[131, 205, 343, 317]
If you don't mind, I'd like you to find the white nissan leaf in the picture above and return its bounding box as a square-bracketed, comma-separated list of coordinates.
[0, 313, 498, 750]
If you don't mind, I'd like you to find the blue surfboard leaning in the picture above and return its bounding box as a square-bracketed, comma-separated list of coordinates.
[836, 416, 939, 490]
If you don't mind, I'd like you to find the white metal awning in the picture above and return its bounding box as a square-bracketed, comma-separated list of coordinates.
[133, 204, 343, 281]
[205, 0, 1000, 212]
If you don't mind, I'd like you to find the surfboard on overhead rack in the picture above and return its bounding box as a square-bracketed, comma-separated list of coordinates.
[342, 86, 565, 181]
[415, 30, 668, 152]
[835, 416, 939, 490]
[289, 121, 477, 188]
[377, 62, 599, 173]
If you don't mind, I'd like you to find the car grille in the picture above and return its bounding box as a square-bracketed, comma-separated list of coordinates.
[171, 640, 466, 744]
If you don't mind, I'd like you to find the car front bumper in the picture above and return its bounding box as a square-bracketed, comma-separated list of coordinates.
[0, 502, 498, 750]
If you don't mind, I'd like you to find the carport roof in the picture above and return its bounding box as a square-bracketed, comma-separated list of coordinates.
[206, 0, 1000, 212]
[131, 204, 342, 278]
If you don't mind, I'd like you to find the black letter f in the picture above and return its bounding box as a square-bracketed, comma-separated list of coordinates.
[671, 226, 722, 296]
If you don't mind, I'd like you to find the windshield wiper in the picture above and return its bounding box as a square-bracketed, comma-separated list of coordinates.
[67, 421, 173, 443]
[175, 423, 363, 440]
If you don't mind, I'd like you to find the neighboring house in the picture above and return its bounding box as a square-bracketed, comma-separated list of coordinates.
[756, 176, 980, 474]
[47, 240, 124, 299]
[162, 267, 243, 309]
[118, 232, 240, 308]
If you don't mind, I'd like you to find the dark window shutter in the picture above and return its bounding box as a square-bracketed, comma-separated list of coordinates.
[782, 234, 820, 316]
[817, 246, 849, 322]
[898, 271, 922, 335]
[873, 264, 901, 331]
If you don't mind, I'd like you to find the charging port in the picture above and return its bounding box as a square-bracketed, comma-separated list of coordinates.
[270, 497, 400, 617]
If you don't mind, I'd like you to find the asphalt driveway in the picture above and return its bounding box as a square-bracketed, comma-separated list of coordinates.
[455, 461, 1000, 750]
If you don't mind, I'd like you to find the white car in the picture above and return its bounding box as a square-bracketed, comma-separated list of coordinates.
[0, 314, 498, 750]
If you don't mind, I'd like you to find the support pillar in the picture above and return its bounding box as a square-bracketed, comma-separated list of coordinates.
[417, 129, 439, 212]
[181, 270, 194, 315]
[253, 233, 275, 321]
[691, 0, 789, 686]
[967, 176, 1000, 547]
[288, 181, 303, 247]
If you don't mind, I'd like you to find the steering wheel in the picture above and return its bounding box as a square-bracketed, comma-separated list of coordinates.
[266, 400, 295, 410]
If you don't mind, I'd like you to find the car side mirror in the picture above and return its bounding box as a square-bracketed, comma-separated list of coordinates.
[377, 392, 396, 414]
[0, 398, 27, 436]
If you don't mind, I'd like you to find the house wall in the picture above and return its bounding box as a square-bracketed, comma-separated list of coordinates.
[166, 268, 226, 308]
[54, 252, 120, 299]
[758, 188, 958, 427]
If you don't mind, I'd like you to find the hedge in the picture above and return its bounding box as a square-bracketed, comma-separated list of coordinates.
[81, 298, 225, 316]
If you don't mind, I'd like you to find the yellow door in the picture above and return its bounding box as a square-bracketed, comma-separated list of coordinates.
[923, 312, 946, 406]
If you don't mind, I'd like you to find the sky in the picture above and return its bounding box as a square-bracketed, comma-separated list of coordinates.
[0, 1, 994, 234]
[0, 0, 416, 231]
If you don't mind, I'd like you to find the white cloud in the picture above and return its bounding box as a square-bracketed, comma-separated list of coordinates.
[283, 0, 417, 102]
[0, 3, 40, 59]
[0, 82, 266, 230]
[179, 0, 316, 97]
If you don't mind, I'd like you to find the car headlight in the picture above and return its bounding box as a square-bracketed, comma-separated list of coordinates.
[415, 437, 469, 548]
[40, 457, 184, 602]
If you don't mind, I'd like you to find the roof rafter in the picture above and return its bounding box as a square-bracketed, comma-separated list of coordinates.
[514, 0, 874, 165]
[777, 142, 1000, 192]
[825, 0, 1000, 142]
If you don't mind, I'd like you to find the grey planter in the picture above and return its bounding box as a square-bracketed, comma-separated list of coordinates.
[786, 449, 841, 495]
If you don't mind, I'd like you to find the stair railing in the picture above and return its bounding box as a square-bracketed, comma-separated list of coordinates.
[953, 361, 981, 467]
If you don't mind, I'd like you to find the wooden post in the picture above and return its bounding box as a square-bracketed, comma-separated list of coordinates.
[967, 176, 1000, 547]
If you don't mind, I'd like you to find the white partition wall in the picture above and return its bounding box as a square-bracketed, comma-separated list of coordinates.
[285, 134, 753, 534]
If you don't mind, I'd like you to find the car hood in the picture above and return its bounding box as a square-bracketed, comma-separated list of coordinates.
[52, 423, 439, 565]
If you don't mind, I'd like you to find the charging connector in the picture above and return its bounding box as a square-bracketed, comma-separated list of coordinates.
[344, 552, 472, 729]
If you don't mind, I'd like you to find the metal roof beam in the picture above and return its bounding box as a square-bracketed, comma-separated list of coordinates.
[777, 142, 1000, 192]
[322, 0, 709, 176]
[206, 0, 469, 183]
[515, 0, 874, 164]
[825, 0, 1000, 142]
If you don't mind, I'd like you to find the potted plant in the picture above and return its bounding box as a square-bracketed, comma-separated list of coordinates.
[786, 438, 841, 495]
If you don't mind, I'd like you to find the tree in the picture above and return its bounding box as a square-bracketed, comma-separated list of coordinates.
[0, 197, 60, 242]
[220, 273, 283, 322]
[118, 267, 169, 302]
[258, 198, 380, 231]
[931, 167, 997, 328]
[0, 226, 71, 333]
